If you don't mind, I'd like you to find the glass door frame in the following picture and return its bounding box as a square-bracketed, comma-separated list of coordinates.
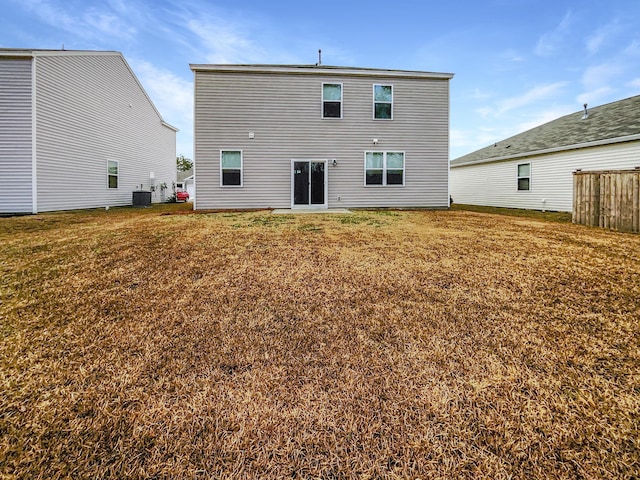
[290, 159, 328, 209]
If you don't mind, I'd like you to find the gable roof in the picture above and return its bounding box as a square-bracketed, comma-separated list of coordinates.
[0, 48, 178, 132]
[177, 168, 193, 182]
[451, 95, 640, 167]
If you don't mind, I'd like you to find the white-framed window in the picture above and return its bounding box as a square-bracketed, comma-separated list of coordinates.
[107, 159, 118, 189]
[322, 83, 342, 118]
[517, 163, 531, 191]
[221, 150, 242, 186]
[373, 84, 393, 119]
[365, 151, 405, 186]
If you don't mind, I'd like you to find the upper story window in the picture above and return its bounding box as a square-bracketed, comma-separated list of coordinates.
[373, 85, 393, 119]
[517, 163, 531, 191]
[221, 150, 242, 186]
[365, 151, 405, 186]
[107, 160, 118, 188]
[322, 83, 342, 118]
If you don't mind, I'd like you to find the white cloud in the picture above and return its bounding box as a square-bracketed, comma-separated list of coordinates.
[129, 59, 194, 157]
[627, 78, 640, 89]
[83, 9, 136, 39]
[450, 128, 502, 158]
[577, 87, 615, 106]
[624, 40, 640, 56]
[17, 0, 75, 31]
[495, 82, 569, 115]
[179, 4, 305, 66]
[15, 0, 136, 41]
[586, 32, 606, 55]
[451, 105, 576, 159]
[188, 18, 261, 64]
[581, 63, 623, 88]
[475, 107, 492, 118]
[516, 105, 576, 132]
[470, 88, 493, 101]
[535, 11, 573, 57]
[501, 49, 525, 62]
[586, 20, 621, 55]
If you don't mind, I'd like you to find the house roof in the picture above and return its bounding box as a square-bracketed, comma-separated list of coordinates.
[177, 169, 193, 182]
[451, 94, 640, 167]
[0, 48, 178, 132]
[0, 48, 123, 58]
[189, 63, 454, 80]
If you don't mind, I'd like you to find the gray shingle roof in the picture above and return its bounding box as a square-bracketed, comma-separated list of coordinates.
[177, 169, 193, 182]
[451, 95, 640, 167]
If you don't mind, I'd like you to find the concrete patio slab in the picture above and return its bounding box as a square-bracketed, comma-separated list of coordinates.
[272, 208, 352, 215]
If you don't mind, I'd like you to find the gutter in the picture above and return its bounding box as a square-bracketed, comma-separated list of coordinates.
[189, 64, 454, 80]
[451, 133, 640, 168]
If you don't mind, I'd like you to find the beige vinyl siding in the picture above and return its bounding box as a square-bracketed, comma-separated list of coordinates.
[194, 69, 450, 209]
[450, 140, 640, 212]
[0, 58, 33, 214]
[34, 53, 176, 212]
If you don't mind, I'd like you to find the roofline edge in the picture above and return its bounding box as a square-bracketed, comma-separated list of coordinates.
[450, 133, 640, 168]
[189, 64, 454, 79]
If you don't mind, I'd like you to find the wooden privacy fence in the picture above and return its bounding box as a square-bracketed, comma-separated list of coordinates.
[573, 169, 640, 233]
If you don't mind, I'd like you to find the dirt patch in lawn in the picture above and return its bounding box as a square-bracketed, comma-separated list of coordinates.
[1, 204, 639, 478]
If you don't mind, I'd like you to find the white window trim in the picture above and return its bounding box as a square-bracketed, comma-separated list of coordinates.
[517, 162, 531, 192]
[107, 159, 119, 189]
[373, 84, 393, 120]
[321, 82, 343, 119]
[364, 151, 405, 187]
[220, 150, 243, 187]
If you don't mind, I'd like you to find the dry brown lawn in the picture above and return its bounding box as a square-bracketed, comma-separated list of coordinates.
[1, 203, 639, 479]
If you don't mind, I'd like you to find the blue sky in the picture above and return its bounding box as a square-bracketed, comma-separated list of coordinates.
[3, 0, 640, 160]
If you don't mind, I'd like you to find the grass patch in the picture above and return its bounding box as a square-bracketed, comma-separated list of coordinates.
[1, 204, 639, 478]
[451, 203, 573, 223]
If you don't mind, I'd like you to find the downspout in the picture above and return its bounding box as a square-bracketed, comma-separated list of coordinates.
[192, 69, 197, 211]
[447, 81, 451, 208]
[31, 54, 38, 214]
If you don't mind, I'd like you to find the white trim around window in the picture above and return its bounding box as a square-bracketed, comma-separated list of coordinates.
[364, 151, 405, 186]
[373, 84, 393, 120]
[220, 150, 243, 187]
[322, 82, 343, 119]
[517, 162, 531, 191]
[107, 159, 119, 189]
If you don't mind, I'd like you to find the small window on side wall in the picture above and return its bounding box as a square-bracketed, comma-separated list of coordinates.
[322, 83, 342, 118]
[517, 163, 530, 191]
[221, 150, 242, 186]
[374, 85, 393, 119]
[107, 160, 118, 189]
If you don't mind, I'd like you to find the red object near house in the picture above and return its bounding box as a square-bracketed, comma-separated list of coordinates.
[176, 191, 189, 202]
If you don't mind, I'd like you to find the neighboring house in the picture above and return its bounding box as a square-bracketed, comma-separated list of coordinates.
[190, 64, 454, 210]
[450, 95, 640, 212]
[176, 168, 194, 200]
[0, 49, 177, 214]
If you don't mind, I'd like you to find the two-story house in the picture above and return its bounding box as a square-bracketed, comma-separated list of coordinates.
[190, 64, 453, 210]
[0, 49, 177, 214]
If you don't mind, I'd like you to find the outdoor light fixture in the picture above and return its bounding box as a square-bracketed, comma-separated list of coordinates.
[332, 159, 337, 166]
[372, 138, 379, 145]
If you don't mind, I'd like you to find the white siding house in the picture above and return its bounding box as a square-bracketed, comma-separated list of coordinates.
[0, 49, 177, 214]
[450, 96, 640, 212]
[190, 64, 454, 210]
